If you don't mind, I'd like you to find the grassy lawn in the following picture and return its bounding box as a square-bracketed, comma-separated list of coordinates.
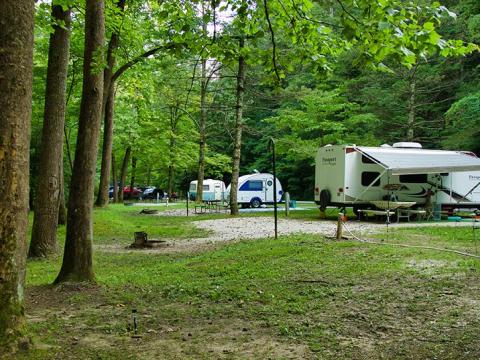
[21, 205, 480, 359]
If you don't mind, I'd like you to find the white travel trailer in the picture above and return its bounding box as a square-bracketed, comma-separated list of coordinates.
[314, 143, 480, 212]
[189, 179, 226, 201]
[226, 172, 283, 208]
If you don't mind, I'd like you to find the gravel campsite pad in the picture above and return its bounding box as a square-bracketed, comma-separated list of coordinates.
[97, 214, 478, 255]
[194, 216, 477, 242]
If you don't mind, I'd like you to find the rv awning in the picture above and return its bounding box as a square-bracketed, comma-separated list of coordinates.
[357, 147, 480, 175]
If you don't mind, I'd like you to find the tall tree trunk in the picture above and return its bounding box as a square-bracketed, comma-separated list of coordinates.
[118, 146, 131, 202]
[196, 2, 208, 203]
[96, 0, 125, 207]
[58, 159, 67, 225]
[167, 107, 178, 197]
[146, 166, 151, 186]
[29, 5, 71, 258]
[0, 0, 34, 354]
[167, 165, 175, 197]
[55, 0, 105, 284]
[406, 77, 416, 142]
[197, 58, 207, 202]
[96, 85, 116, 206]
[129, 156, 137, 199]
[112, 153, 118, 203]
[230, 39, 246, 216]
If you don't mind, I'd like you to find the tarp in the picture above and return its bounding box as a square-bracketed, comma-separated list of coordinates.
[357, 147, 480, 175]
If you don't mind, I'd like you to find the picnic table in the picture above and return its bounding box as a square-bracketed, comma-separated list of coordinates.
[194, 200, 228, 214]
[358, 201, 424, 222]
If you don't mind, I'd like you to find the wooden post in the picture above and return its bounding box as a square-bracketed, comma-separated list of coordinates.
[336, 212, 344, 240]
[285, 192, 290, 217]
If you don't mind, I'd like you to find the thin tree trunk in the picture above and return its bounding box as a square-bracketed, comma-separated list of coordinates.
[96, 85, 116, 206]
[167, 107, 178, 197]
[96, 0, 125, 207]
[407, 77, 416, 142]
[129, 156, 137, 199]
[168, 165, 175, 197]
[196, 2, 208, 203]
[0, 0, 34, 354]
[55, 0, 105, 284]
[29, 4, 71, 258]
[118, 146, 131, 202]
[58, 159, 67, 225]
[230, 38, 246, 216]
[112, 153, 118, 203]
[197, 58, 207, 202]
[146, 166, 151, 186]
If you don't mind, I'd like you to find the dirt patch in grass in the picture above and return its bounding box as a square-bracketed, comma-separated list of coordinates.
[24, 285, 311, 359]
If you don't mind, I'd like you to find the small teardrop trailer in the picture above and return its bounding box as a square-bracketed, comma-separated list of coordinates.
[189, 179, 226, 201]
[226, 172, 283, 208]
[314, 143, 480, 213]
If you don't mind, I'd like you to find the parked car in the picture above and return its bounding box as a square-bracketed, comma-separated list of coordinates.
[108, 186, 114, 198]
[123, 186, 142, 199]
[141, 187, 165, 200]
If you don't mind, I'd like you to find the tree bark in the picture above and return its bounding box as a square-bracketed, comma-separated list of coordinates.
[196, 2, 208, 203]
[96, 85, 116, 206]
[407, 77, 416, 142]
[55, 0, 105, 284]
[118, 146, 131, 202]
[96, 0, 125, 207]
[168, 165, 175, 198]
[29, 4, 71, 258]
[129, 156, 137, 199]
[58, 159, 67, 225]
[196, 57, 207, 202]
[230, 39, 246, 216]
[112, 153, 118, 203]
[167, 106, 178, 197]
[146, 166, 151, 186]
[0, 0, 34, 355]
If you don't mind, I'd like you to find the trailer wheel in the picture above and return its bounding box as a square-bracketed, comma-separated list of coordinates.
[319, 189, 331, 211]
[250, 198, 262, 208]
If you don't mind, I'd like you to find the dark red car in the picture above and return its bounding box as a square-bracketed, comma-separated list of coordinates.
[123, 186, 142, 199]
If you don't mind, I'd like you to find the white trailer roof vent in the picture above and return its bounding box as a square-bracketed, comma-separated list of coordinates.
[380, 144, 392, 148]
[392, 142, 422, 149]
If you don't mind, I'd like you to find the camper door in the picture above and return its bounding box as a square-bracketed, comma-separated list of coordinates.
[264, 178, 274, 203]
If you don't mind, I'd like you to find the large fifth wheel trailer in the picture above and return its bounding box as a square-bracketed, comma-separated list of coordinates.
[314, 142, 480, 212]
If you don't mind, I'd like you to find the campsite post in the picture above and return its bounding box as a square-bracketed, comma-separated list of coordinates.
[269, 138, 278, 239]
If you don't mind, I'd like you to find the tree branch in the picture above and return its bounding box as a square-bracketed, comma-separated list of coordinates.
[263, 0, 281, 82]
[112, 44, 176, 82]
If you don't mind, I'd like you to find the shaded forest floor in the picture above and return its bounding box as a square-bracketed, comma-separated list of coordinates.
[19, 205, 480, 359]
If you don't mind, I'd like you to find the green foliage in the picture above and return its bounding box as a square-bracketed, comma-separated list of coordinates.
[265, 88, 380, 162]
[443, 92, 480, 152]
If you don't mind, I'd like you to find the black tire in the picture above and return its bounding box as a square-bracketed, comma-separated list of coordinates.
[250, 198, 261, 208]
[319, 189, 331, 211]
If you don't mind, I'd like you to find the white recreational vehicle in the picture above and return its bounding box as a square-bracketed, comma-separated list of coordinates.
[226, 172, 283, 208]
[189, 179, 226, 201]
[314, 143, 480, 212]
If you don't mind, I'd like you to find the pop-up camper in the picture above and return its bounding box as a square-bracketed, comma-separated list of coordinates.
[189, 179, 226, 201]
[226, 172, 283, 208]
[315, 143, 480, 212]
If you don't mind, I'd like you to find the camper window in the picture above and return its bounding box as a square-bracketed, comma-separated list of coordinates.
[203, 185, 210, 191]
[189, 184, 196, 191]
[361, 155, 376, 164]
[399, 174, 428, 183]
[361, 172, 381, 187]
[240, 180, 263, 191]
